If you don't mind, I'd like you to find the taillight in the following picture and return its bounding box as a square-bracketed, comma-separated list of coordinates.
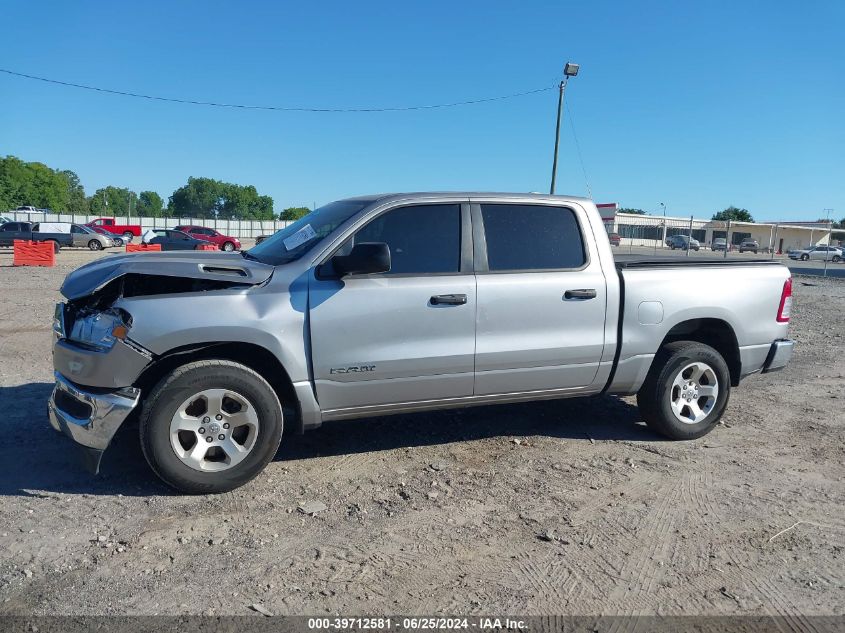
[776, 277, 792, 323]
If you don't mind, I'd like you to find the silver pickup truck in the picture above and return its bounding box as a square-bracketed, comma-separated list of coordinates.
[48, 193, 794, 493]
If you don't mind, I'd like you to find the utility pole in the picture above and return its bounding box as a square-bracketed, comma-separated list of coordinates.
[687, 215, 694, 257]
[550, 62, 580, 195]
[823, 208, 834, 278]
[659, 202, 667, 252]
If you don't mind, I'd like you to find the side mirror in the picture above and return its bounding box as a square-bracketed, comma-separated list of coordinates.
[331, 242, 391, 276]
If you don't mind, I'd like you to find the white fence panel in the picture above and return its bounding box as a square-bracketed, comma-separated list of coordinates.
[2, 211, 293, 239]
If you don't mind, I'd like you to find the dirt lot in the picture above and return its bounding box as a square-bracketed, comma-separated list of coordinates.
[0, 247, 843, 617]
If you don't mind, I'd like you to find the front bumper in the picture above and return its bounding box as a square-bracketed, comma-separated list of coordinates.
[761, 339, 794, 374]
[48, 372, 140, 473]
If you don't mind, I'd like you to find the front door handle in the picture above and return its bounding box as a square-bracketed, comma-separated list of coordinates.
[564, 288, 597, 300]
[431, 294, 467, 306]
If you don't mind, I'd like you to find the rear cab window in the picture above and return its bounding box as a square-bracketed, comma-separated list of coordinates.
[479, 203, 586, 271]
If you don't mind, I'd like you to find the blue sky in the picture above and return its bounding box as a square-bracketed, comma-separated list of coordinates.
[1, 0, 842, 221]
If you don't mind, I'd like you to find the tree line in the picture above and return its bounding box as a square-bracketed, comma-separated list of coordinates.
[0, 156, 306, 221]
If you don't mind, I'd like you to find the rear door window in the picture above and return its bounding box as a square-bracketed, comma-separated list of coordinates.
[480, 204, 585, 271]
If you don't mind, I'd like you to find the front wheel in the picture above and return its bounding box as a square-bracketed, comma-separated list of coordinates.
[833, 255, 841, 263]
[139, 360, 284, 494]
[637, 341, 730, 440]
[88, 239, 103, 251]
[800, 254, 809, 261]
[222, 241, 235, 252]
[123, 231, 134, 239]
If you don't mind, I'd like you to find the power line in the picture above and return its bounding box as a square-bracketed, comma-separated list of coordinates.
[0, 68, 555, 113]
[565, 101, 592, 199]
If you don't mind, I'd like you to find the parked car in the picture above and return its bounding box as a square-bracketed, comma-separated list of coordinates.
[175, 225, 241, 251]
[739, 239, 760, 254]
[0, 221, 72, 251]
[788, 246, 843, 262]
[666, 234, 700, 251]
[608, 232, 621, 247]
[49, 192, 795, 493]
[144, 229, 214, 251]
[712, 238, 727, 251]
[14, 205, 47, 213]
[69, 224, 113, 250]
[86, 218, 142, 239]
[255, 232, 275, 245]
[89, 225, 126, 246]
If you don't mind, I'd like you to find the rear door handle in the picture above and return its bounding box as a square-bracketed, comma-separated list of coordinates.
[564, 288, 597, 300]
[430, 294, 467, 305]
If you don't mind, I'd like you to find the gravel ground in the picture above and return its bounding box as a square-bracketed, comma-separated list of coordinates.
[0, 247, 843, 617]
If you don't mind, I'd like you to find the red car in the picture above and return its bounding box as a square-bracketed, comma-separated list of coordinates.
[174, 225, 241, 251]
[608, 232, 621, 247]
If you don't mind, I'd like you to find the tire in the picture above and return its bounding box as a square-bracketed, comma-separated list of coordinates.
[123, 231, 134, 239]
[88, 239, 103, 251]
[47, 240, 60, 253]
[800, 254, 809, 261]
[636, 341, 730, 440]
[139, 360, 284, 494]
[833, 255, 841, 263]
[222, 241, 235, 252]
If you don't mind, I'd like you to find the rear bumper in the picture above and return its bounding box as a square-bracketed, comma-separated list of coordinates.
[47, 372, 140, 473]
[761, 339, 794, 374]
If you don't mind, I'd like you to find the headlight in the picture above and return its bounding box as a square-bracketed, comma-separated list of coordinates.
[68, 309, 131, 352]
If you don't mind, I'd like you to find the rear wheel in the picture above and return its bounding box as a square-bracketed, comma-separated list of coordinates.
[637, 341, 730, 440]
[88, 239, 103, 251]
[139, 360, 283, 494]
[123, 231, 133, 239]
[47, 240, 60, 253]
[833, 255, 841, 263]
[800, 254, 809, 261]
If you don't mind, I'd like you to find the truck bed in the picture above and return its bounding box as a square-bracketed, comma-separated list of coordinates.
[614, 255, 782, 269]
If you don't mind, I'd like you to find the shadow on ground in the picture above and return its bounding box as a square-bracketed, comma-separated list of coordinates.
[0, 382, 658, 496]
[277, 394, 660, 463]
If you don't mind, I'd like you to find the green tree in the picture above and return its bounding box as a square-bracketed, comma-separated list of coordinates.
[89, 186, 138, 217]
[0, 155, 83, 212]
[618, 207, 646, 215]
[60, 170, 89, 214]
[712, 206, 754, 223]
[169, 177, 225, 218]
[279, 206, 311, 221]
[169, 177, 274, 220]
[137, 191, 164, 217]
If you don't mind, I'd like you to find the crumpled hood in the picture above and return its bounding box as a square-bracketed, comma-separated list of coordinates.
[60, 251, 275, 300]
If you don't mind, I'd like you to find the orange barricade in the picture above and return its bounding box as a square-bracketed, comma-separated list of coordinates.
[13, 240, 56, 267]
[126, 244, 162, 253]
[195, 244, 218, 251]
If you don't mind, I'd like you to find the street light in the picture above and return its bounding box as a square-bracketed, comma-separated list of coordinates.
[549, 62, 580, 195]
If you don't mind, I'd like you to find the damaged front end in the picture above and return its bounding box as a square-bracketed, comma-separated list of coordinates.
[49, 252, 275, 473]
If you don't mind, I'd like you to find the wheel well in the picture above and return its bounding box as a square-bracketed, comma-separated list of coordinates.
[133, 342, 303, 432]
[659, 318, 741, 386]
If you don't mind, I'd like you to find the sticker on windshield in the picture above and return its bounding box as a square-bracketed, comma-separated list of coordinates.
[283, 223, 317, 251]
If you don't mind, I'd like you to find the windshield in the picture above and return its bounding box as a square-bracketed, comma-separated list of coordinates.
[247, 199, 371, 265]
